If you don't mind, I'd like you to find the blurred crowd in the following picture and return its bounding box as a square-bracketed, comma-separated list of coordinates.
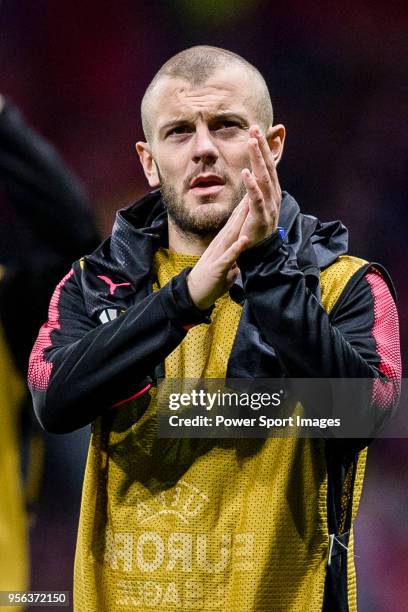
[0, 1, 406, 610]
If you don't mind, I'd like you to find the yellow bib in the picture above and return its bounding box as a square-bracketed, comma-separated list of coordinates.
[74, 253, 367, 612]
[0, 315, 28, 611]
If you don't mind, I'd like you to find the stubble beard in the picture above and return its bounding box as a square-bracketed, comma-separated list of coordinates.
[160, 179, 246, 239]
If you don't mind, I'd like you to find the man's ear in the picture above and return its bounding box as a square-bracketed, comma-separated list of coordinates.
[265, 124, 286, 165]
[135, 141, 160, 188]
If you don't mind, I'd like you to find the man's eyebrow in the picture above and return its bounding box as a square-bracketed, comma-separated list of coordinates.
[209, 112, 248, 125]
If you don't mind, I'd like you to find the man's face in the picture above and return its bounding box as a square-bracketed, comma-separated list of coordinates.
[137, 65, 266, 237]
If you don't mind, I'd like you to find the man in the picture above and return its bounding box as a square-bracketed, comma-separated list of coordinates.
[0, 94, 99, 608]
[28, 47, 400, 611]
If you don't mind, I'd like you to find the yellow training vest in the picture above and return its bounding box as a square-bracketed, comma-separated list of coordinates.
[0, 314, 28, 612]
[74, 252, 367, 611]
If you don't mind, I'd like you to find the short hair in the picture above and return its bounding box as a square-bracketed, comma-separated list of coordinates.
[141, 45, 273, 141]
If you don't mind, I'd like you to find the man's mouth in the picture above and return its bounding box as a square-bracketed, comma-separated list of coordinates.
[189, 174, 226, 196]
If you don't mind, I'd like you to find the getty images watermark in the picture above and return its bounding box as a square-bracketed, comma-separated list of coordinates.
[168, 388, 284, 411]
[156, 378, 404, 439]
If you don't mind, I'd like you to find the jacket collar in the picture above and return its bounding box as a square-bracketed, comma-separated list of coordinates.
[108, 189, 348, 291]
[278, 191, 348, 269]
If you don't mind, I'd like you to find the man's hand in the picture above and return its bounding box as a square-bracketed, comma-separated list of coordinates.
[187, 201, 250, 310]
[239, 125, 282, 247]
[187, 125, 281, 311]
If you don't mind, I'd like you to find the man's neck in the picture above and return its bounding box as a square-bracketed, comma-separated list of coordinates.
[167, 217, 213, 255]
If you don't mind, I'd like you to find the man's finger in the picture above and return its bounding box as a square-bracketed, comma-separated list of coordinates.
[249, 126, 282, 209]
[251, 126, 278, 182]
[248, 137, 272, 201]
[242, 169, 264, 215]
[209, 197, 249, 254]
[225, 266, 240, 289]
[218, 235, 249, 271]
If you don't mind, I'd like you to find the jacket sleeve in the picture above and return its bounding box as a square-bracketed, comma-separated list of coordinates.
[28, 265, 212, 433]
[238, 231, 401, 423]
[0, 99, 100, 373]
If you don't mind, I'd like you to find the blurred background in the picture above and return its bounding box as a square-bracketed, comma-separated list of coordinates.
[0, 0, 406, 610]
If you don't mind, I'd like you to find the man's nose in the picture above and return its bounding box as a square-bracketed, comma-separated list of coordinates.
[191, 126, 219, 165]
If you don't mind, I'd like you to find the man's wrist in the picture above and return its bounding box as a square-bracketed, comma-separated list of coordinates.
[238, 226, 284, 267]
[159, 268, 214, 328]
[186, 272, 215, 312]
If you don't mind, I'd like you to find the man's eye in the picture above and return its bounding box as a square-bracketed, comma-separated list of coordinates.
[167, 125, 192, 136]
[215, 121, 240, 130]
